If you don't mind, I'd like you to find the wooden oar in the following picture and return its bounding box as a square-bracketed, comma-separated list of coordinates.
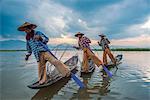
[39, 42, 85, 88]
[102, 65, 113, 77]
[91, 46, 113, 77]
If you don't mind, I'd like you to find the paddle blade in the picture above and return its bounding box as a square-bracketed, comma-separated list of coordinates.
[71, 73, 85, 88]
[103, 66, 113, 77]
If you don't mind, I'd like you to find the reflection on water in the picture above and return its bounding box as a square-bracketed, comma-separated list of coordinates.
[69, 70, 111, 100]
[0, 51, 150, 100]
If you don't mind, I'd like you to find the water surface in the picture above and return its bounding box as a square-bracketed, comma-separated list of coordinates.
[0, 51, 150, 100]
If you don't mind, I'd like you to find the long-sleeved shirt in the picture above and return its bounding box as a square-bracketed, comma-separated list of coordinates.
[26, 31, 49, 62]
[98, 37, 110, 51]
[78, 36, 91, 49]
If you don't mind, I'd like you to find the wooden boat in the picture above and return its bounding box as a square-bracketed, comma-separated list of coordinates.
[107, 54, 123, 68]
[81, 59, 96, 75]
[28, 55, 78, 89]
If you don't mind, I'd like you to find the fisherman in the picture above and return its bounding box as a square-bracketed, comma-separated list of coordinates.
[18, 22, 70, 84]
[74, 32, 104, 73]
[98, 34, 116, 65]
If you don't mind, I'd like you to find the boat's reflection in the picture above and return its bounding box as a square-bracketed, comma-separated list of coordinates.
[31, 75, 72, 100]
[71, 70, 111, 99]
[32, 70, 111, 100]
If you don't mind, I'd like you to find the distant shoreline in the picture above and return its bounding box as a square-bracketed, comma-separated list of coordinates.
[0, 48, 150, 52]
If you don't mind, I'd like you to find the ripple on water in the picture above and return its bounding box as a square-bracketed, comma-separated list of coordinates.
[102, 95, 118, 100]
[141, 82, 150, 88]
[2, 51, 150, 100]
[123, 97, 137, 100]
[142, 76, 150, 82]
[110, 91, 121, 96]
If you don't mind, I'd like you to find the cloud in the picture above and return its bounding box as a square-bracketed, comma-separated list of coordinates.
[47, 34, 97, 45]
[27, 0, 81, 37]
[0, 35, 25, 42]
[47, 33, 150, 48]
[48, 34, 77, 45]
[1, 0, 150, 48]
[122, 16, 150, 38]
[89, 0, 150, 38]
[26, 0, 109, 38]
[111, 34, 150, 47]
[141, 16, 150, 29]
[94, 0, 149, 24]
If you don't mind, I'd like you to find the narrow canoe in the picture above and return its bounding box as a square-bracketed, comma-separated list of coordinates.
[81, 59, 96, 75]
[28, 55, 78, 89]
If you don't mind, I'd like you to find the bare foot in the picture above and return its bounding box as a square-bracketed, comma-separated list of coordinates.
[82, 68, 88, 72]
[38, 78, 41, 82]
[84, 69, 89, 73]
[39, 79, 46, 85]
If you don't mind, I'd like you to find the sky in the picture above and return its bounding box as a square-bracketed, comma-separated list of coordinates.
[1, 0, 150, 47]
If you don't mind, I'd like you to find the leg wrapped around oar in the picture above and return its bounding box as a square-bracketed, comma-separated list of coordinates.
[38, 42, 85, 88]
[82, 48, 89, 72]
[44, 52, 70, 77]
[105, 48, 116, 65]
[83, 48, 113, 77]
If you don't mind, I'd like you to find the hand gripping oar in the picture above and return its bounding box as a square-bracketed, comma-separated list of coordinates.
[39, 42, 85, 88]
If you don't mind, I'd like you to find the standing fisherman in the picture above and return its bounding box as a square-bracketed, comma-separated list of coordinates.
[18, 22, 70, 84]
[98, 34, 116, 65]
[74, 32, 104, 73]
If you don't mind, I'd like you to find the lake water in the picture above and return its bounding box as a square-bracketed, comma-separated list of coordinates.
[0, 51, 150, 100]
